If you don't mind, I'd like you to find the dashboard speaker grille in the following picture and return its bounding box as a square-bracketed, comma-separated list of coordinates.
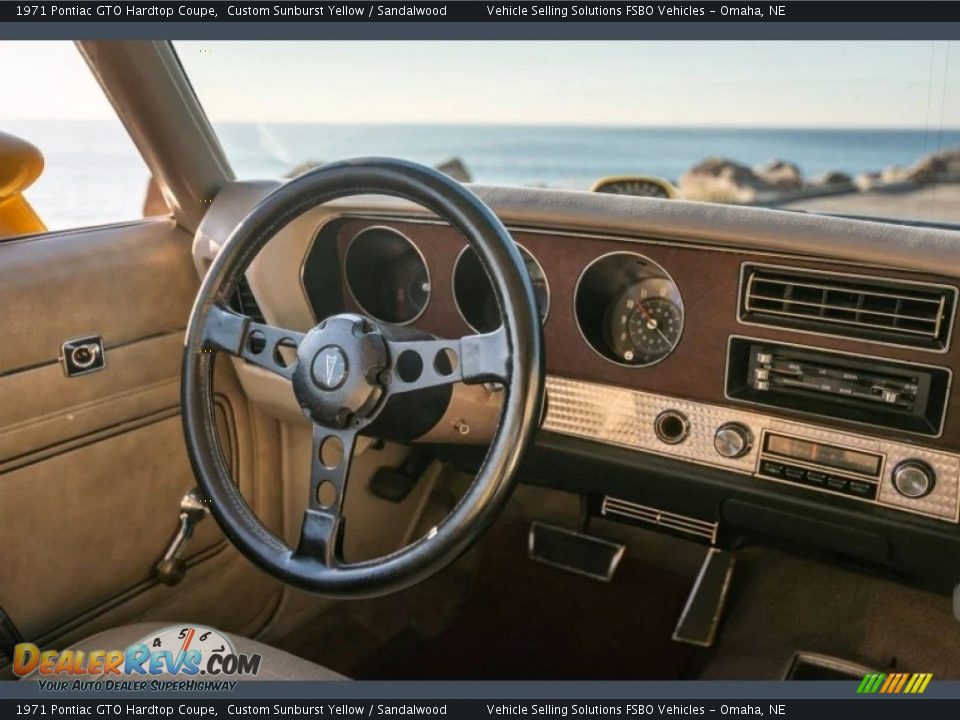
[740, 264, 956, 351]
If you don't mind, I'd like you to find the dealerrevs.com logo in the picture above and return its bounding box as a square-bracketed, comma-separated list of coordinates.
[14, 625, 261, 690]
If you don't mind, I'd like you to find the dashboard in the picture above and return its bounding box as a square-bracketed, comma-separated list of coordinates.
[197, 182, 960, 588]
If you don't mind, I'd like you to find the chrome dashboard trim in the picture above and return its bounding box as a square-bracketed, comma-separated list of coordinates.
[722, 335, 953, 440]
[543, 375, 960, 523]
[736, 261, 959, 354]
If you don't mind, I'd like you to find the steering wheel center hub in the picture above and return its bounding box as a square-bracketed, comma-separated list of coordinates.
[292, 314, 387, 428]
[312, 346, 348, 390]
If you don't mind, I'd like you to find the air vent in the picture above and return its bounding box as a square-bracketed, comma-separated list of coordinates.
[740, 264, 956, 351]
[601, 497, 718, 543]
[231, 275, 266, 324]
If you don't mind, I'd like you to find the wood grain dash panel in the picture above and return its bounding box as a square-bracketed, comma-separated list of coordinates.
[331, 217, 960, 453]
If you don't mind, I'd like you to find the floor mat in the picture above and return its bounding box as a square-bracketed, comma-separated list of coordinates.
[357, 522, 696, 680]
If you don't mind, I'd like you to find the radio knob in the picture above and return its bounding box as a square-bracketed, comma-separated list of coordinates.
[892, 460, 936, 499]
[714, 423, 753, 459]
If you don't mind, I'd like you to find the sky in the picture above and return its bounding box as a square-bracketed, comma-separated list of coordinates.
[1, 40, 958, 128]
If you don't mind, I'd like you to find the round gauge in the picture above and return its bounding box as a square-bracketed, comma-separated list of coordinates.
[575, 251, 684, 367]
[607, 280, 684, 365]
[344, 226, 430, 324]
[591, 176, 678, 199]
[453, 244, 550, 333]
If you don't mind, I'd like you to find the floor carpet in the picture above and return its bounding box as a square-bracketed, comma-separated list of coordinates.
[356, 521, 696, 680]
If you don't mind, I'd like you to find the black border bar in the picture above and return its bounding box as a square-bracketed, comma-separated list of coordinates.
[4, 1, 960, 24]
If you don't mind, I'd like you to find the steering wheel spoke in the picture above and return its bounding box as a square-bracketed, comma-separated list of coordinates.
[385, 327, 509, 396]
[202, 303, 305, 380]
[296, 424, 358, 566]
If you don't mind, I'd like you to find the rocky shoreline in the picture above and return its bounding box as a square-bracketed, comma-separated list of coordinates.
[678, 147, 960, 206]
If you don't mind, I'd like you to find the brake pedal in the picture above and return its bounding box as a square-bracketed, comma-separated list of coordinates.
[672, 547, 736, 647]
[784, 652, 875, 680]
[528, 521, 625, 582]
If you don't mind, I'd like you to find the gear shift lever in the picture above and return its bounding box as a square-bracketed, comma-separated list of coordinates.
[155, 488, 211, 586]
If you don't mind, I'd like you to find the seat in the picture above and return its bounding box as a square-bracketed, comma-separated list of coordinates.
[50, 622, 347, 681]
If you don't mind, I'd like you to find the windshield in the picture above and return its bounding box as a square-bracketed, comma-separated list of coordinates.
[177, 41, 960, 223]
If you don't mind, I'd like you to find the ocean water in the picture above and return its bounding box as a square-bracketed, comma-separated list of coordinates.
[220, 123, 960, 189]
[7, 119, 960, 231]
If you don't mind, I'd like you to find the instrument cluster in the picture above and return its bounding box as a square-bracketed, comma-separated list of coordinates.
[342, 228, 687, 372]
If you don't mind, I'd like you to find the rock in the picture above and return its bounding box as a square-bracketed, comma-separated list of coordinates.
[902, 149, 960, 183]
[881, 165, 907, 184]
[436, 157, 472, 183]
[935, 148, 960, 178]
[854, 171, 882, 191]
[679, 156, 773, 203]
[812, 170, 853, 186]
[904, 155, 947, 183]
[754, 159, 804, 190]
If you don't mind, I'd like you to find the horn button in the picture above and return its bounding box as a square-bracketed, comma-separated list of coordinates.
[292, 314, 388, 428]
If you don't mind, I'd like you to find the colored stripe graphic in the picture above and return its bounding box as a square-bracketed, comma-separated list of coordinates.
[858, 672, 933, 694]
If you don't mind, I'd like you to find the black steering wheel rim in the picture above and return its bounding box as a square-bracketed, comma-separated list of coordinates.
[182, 158, 545, 597]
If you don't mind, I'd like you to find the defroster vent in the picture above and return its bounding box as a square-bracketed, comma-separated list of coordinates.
[231, 275, 266, 324]
[740, 264, 957, 351]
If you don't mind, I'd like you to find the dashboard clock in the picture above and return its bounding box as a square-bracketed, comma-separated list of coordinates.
[576, 251, 685, 367]
[607, 279, 684, 364]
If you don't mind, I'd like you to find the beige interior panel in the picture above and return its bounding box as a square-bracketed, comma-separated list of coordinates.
[0, 333, 183, 466]
[0, 219, 197, 374]
[0, 415, 221, 637]
[0, 218, 287, 668]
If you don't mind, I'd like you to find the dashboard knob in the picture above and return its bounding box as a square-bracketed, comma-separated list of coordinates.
[892, 460, 936, 499]
[714, 423, 753, 459]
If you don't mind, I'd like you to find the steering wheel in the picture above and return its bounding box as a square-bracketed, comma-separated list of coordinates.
[182, 158, 545, 597]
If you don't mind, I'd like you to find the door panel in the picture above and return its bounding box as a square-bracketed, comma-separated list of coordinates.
[0, 219, 284, 661]
[0, 219, 198, 372]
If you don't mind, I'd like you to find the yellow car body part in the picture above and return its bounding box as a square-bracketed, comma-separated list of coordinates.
[0, 131, 47, 238]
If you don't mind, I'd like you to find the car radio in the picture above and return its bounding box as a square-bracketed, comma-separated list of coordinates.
[726, 337, 951, 436]
[757, 431, 884, 501]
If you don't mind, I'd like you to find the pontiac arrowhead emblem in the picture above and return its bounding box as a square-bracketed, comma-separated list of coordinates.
[312, 346, 348, 391]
